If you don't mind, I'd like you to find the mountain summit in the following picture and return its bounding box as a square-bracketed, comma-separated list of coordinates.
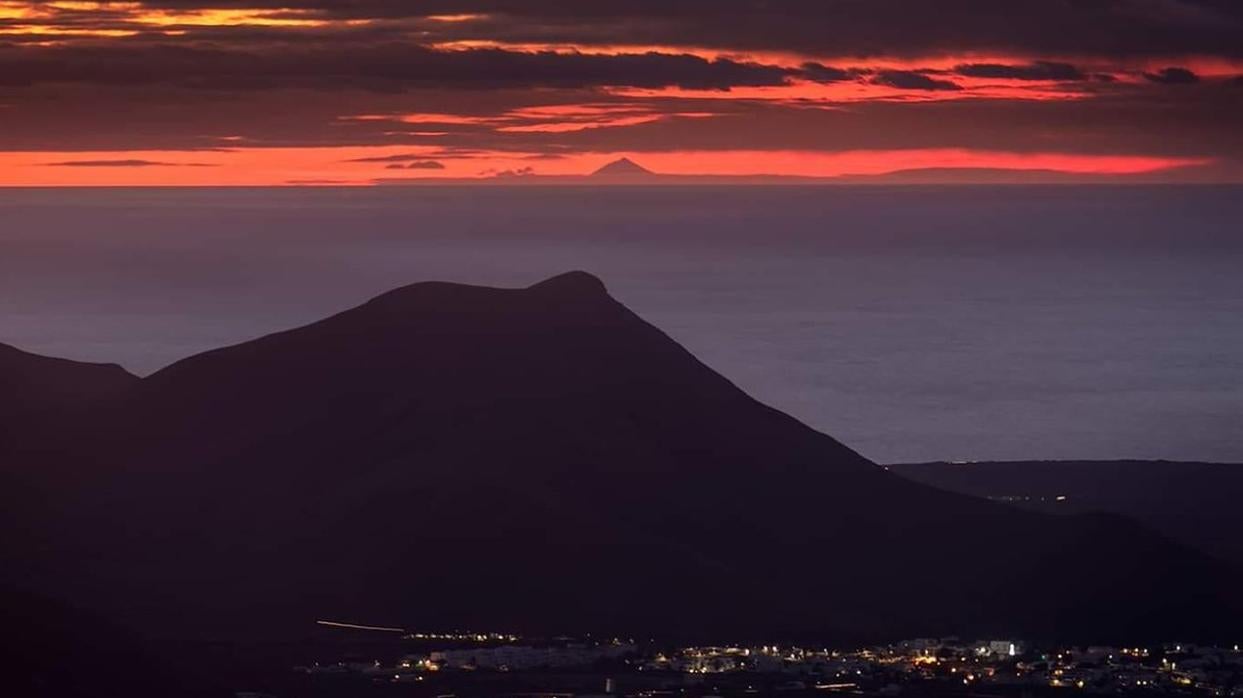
[3, 272, 1240, 644]
[590, 157, 654, 177]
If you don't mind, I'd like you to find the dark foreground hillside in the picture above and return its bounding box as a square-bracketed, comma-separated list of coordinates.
[888, 460, 1243, 569]
[2, 273, 1240, 654]
[0, 586, 226, 698]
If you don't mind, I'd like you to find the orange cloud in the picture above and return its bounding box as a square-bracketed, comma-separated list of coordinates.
[609, 77, 1088, 105]
[0, 1, 364, 37]
[1, 1, 1237, 185]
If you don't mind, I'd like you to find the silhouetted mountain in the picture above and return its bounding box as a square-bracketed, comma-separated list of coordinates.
[591, 157, 654, 177]
[0, 342, 136, 420]
[3, 273, 1240, 646]
[0, 345, 139, 540]
[0, 585, 225, 698]
[889, 460, 1243, 569]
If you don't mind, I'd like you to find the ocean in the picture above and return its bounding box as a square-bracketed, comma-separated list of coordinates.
[2, 185, 1241, 463]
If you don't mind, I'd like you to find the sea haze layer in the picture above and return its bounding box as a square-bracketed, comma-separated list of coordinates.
[2, 185, 1241, 463]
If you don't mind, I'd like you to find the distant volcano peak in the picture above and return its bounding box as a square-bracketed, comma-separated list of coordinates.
[590, 157, 654, 177]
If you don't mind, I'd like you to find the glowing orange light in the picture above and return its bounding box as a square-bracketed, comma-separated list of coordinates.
[0, 146, 1212, 187]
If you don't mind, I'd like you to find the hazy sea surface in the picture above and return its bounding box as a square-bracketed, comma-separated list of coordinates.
[2, 185, 1241, 463]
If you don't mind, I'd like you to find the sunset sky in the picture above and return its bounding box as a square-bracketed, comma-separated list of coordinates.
[2, 0, 1242, 185]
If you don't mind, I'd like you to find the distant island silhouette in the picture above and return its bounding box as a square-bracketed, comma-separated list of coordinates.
[590, 157, 655, 177]
[371, 159, 1203, 186]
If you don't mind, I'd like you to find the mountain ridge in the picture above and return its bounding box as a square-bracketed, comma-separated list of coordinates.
[889, 459, 1243, 569]
[1, 342, 137, 420]
[2, 272, 1240, 645]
